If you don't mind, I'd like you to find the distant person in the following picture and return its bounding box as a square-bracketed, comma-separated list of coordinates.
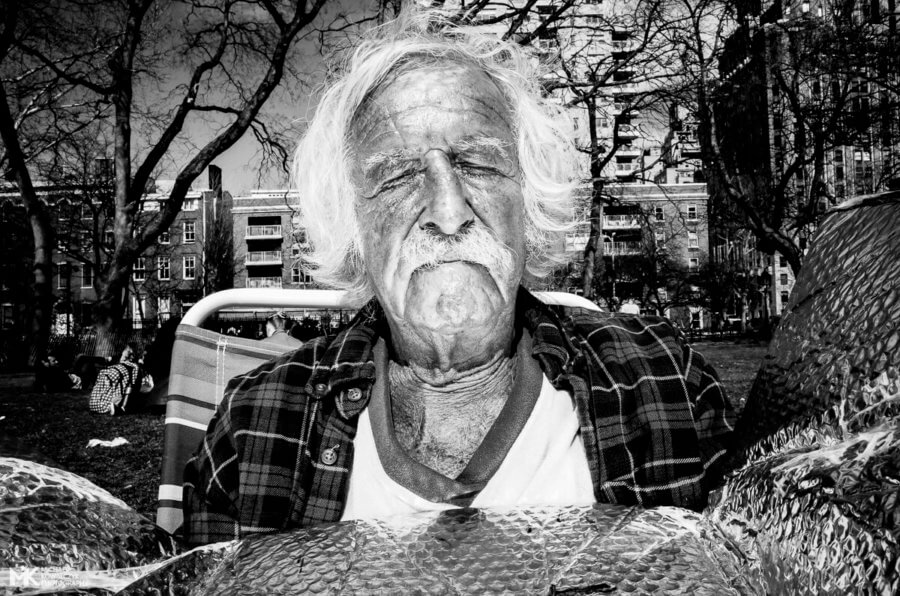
[89, 343, 154, 415]
[261, 312, 303, 349]
[37, 351, 81, 392]
[144, 317, 182, 406]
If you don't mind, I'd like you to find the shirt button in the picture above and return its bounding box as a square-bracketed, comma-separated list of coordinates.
[314, 383, 328, 396]
[346, 388, 362, 402]
[321, 448, 338, 465]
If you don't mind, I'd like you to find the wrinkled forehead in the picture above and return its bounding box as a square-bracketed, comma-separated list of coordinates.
[347, 57, 516, 143]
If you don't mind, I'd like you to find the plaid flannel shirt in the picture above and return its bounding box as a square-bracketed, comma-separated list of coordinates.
[183, 289, 735, 545]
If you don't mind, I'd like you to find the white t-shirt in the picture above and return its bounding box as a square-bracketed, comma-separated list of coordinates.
[340, 374, 594, 522]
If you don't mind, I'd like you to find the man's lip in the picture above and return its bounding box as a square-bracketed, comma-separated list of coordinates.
[412, 259, 482, 272]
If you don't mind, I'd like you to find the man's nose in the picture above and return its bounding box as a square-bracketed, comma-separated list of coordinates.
[419, 150, 475, 235]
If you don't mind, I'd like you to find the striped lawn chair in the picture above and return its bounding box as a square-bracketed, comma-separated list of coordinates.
[155, 289, 600, 535]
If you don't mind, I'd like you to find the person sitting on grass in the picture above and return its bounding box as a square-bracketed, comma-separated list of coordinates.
[37, 351, 81, 392]
[89, 343, 154, 415]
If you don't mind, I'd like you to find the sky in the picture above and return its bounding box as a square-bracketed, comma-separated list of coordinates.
[151, 1, 374, 196]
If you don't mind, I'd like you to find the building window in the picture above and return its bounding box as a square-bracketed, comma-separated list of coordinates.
[689, 257, 699, 270]
[183, 256, 196, 280]
[158, 295, 170, 316]
[133, 257, 146, 281]
[132, 295, 144, 327]
[159, 229, 170, 244]
[183, 198, 199, 211]
[183, 221, 196, 244]
[291, 267, 313, 285]
[104, 230, 115, 248]
[780, 273, 789, 286]
[654, 206, 664, 221]
[781, 291, 789, 306]
[654, 231, 665, 244]
[686, 205, 698, 221]
[158, 256, 170, 280]
[779, 255, 787, 267]
[57, 263, 69, 289]
[688, 231, 699, 249]
[81, 264, 93, 288]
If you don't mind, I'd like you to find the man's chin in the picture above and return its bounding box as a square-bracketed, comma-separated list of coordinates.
[404, 263, 507, 329]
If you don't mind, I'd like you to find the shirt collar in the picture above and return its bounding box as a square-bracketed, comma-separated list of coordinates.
[306, 287, 582, 419]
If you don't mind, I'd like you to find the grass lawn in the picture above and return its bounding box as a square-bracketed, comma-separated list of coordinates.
[0, 340, 769, 520]
[691, 339, 769, 413]
[0, 390, 165, 519]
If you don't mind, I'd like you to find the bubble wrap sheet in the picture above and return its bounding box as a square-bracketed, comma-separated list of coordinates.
[714, 193, 900, 595]
[0, 457, 179, 595]
[122, 505, 760, 595]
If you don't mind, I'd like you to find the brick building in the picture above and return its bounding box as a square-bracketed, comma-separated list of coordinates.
[0, 167, 232, 336]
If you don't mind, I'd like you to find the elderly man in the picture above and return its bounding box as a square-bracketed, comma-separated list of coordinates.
[183, 12, 734, 545]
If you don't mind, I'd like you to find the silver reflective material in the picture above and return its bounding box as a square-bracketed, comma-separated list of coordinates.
[0, 457, 179, 594]
[122, 505, 761, 595]
[712, 192, 900, 594]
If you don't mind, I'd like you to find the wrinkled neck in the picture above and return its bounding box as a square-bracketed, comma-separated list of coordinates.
[388, 351, 517, 477]
[389, 350, 517, 404]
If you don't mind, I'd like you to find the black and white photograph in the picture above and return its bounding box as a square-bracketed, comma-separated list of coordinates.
[1, 0, 899, 593]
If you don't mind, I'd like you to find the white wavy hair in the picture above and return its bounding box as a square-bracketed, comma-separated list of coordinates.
[293, 9, 577, 306]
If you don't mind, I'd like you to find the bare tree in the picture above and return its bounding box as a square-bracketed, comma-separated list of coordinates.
[0, 1, 110, 364]
[668, 0, 900, 274]
[1, 0, 347, 358]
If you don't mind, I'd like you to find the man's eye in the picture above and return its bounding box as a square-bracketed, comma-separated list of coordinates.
[375, 170, 419, 192]
[458, 161, 501, 177]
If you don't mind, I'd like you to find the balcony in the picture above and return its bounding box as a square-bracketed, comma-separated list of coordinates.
[245, 224, 283, 240]
[616, 124, 639, 138]
[604, 241, 643, 256]
[535, 39, 560, 54]
[603, 214, 641, 229]
[616, 145, 641, 157]
[245, 250, 283, 265]
[614, 162, 639, 176]
[246, 277, 283, 289]
[680, 141, 702, 158]
[565, 233, 588, 252]
[611, 40, 635, 53]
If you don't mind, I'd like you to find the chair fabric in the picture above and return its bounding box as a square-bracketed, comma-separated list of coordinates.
[155, 325, 298, 534]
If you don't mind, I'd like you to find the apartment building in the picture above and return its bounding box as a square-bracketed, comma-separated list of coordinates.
[231, 189, 313, 291]
[709, 0, 897, 321]
[564, 182, 712, 322]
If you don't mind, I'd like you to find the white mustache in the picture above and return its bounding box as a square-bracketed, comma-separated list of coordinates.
[399, 225, 517, 277]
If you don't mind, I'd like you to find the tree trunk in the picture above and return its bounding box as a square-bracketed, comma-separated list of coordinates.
[27, 211, 55, 368]
[0, 74, 54, 368]
[582, 198, 604, 299]
[93, 264, 130, 358]
[581, 96, 606, 301]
